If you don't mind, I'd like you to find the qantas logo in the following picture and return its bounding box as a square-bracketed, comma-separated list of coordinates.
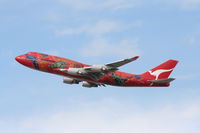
[149, 69, 173, 80]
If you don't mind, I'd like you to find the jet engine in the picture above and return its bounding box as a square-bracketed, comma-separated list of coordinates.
[87, 65, 118, 73]
[82, 81, 98, 88]
[63, 77, 80, 84]
[66, 68, 86, 76]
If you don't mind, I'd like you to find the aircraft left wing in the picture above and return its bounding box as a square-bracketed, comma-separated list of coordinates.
[83, 56, 139, 72]
[106, 56, 139, 68]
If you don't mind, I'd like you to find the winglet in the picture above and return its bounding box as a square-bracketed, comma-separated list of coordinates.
[131, 56, 140, 61]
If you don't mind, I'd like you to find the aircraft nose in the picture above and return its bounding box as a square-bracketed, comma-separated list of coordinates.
[15, 55, 25, 64]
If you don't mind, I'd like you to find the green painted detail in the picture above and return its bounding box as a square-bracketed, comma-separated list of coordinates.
[48, 61, 84, 69]
[48, 61, 71, 69]
[110, 73, 126, 86]
[74, 64, 84, 68]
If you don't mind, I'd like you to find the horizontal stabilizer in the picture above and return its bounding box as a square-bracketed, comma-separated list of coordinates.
[150, 78, 175, 84]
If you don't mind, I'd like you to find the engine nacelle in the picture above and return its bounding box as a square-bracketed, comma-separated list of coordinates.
[89, 65, 117, 72]
[67, 68, 86, 76]
[63, 77, 80, 84]
[90, 65, 107, 72]
[82, 81, 98, 88]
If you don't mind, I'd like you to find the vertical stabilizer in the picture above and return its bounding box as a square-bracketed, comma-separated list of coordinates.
[141, 60, 178, 80]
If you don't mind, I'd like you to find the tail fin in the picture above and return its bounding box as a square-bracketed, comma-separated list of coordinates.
[141, 60, 179, 80]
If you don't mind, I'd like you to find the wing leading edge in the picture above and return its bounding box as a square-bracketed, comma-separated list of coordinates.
[106, 56, 139, 68]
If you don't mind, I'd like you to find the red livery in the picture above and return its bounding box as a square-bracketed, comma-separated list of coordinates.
[15, 52, 178, 88]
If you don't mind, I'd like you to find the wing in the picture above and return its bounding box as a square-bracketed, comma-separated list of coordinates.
[106, 56, 139, 68]
[60, 56, 139, 81]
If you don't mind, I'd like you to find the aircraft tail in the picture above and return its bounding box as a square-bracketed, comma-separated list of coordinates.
[141, 60, 179, 81]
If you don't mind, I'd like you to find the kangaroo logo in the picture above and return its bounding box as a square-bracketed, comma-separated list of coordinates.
[149, 69, 173, 80]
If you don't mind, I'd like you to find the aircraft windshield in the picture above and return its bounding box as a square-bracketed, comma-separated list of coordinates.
[26, 55, 37, 61]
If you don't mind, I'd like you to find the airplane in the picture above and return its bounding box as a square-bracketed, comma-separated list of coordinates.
[15, 52, 179, 88]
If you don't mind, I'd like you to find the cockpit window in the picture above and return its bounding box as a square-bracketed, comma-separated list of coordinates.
[25, 55, 39, 69]
[26, 55, 36, 60]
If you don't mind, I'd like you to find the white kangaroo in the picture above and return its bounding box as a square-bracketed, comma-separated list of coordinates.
[149, 69, 173, 80]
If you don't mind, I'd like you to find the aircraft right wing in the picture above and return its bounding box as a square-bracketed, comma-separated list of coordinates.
[60, 56, 139, 81]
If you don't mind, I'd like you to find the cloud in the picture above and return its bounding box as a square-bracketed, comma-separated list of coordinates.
[58, 0, 200, 11]
[159, 0, 200, 10]
[56, 20, 143, 37]
[43, 11, 64, 22]
[55, 19, 142, 58]
[59, 0, 136, 11]
[55, 20, 122, 36]
[179, 0, 200, 10]
[1, 99, 199, 133]
[187, 37, 197, 45]
[184, 36, 200, 46]
[80, 37, 141, 58]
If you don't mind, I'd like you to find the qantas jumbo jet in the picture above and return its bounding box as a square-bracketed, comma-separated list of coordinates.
[15, 52, 178, 88]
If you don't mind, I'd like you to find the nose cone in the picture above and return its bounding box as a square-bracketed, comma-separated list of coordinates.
[15, 54, 37, 69]
[15, 55, 25, 64]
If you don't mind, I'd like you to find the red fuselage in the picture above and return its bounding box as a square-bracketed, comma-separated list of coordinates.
[15, 52, 169, 87]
